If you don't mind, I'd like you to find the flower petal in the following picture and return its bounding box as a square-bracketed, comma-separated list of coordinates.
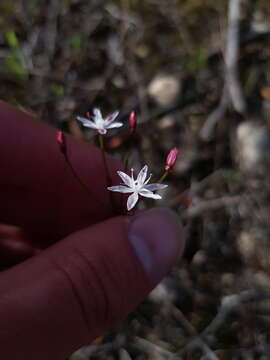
[137, 165, 148, 185]
[105, 111, 119, 126]
[107, 185, 133, 193]
[139, 189, 162, 200]
[117, 171, 133, 187]
[144, 174, 152, 185]
[93, 108, 102, 120]
[77, 116, 88, 123]
[106, 122, 123, 129]
[144, 183, 168, 191]
[77, 117, 99, 129]
[127, 192, 139, 211]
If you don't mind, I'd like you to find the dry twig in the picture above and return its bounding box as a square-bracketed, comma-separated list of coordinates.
[225, 0, 247, 114]
[132, 336, 180, 360]
[172, 307, 220, 360]
[200, 85, 229, 141]
[183, 195, 242, 219]
[202, 289, 261, 340]
[200, 0, 247, 140]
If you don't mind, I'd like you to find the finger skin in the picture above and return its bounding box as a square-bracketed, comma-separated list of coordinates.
[0, 102, 186, 360]
[0, 224, 37, 268]
[0, 216, 150, 360]
[0, 101, 123, 244]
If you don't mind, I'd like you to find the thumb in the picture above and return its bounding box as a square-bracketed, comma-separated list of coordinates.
[0, 208, 185, 360]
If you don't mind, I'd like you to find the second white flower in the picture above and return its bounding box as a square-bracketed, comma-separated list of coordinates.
[107, 165, 168, 211]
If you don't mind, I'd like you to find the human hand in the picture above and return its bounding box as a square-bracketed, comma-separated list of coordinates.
[0, 101, 185, 360]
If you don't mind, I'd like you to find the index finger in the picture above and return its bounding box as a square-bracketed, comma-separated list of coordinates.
[0, 101, 123, 245]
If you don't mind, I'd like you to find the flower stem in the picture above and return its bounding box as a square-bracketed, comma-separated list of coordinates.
[63, 153, 107, 207]
[123, 149, 131, 172]
[56, 131, 107, 206]
[98, 134, 115, 212]
[157, 170, 169, 184]
[64, 155, 91, 194]
[98, 133, 104, 151]
[98, 134, 110, 180]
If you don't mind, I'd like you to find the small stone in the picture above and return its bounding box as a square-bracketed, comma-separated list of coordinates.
[148, 74, 181, 107]
[236, 121, 270, 172]
[237, 232, 255, 262]
[158, 115, 175, 129]
[148, 278, 176, 304]
[191, 250, 207, 268]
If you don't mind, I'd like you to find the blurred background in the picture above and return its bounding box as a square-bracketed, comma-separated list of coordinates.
[1, 0, 270, 359]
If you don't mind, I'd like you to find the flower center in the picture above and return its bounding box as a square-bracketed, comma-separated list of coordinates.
[133, 180, 142, 192]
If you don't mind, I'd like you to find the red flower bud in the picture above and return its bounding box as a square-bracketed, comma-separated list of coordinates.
[129, 111, 137, 134]
[165, 147, 179, 172]
[56, 130, 66, 154]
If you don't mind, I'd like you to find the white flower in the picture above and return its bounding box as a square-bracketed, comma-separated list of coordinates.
[107, 165, 168, 211]
[77, 108, 123, 135]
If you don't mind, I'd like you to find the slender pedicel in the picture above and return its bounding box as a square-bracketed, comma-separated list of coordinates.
[76, 108, 123, 212]
[124, 111, 137, 171]
[56, 130, 107, 207]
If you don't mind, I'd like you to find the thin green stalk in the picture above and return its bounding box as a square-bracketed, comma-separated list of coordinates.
[65, 155, 91, 193]
[64, 154, 106, 207]
[57, 132, 106, 206]
[98, 134, 111, 181]
[98, 134, 115, 212]
[64, 154, 104, 205]
[157, 170, 169, 184]
[123, 149, 131, 172]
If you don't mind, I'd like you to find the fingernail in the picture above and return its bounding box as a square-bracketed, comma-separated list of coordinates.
[127, 208, 185, 286]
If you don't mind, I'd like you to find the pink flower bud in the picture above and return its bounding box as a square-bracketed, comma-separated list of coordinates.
[129, 111, 137, 134]
[165, 147, 179, 172]
[56, 130, 66, 154]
